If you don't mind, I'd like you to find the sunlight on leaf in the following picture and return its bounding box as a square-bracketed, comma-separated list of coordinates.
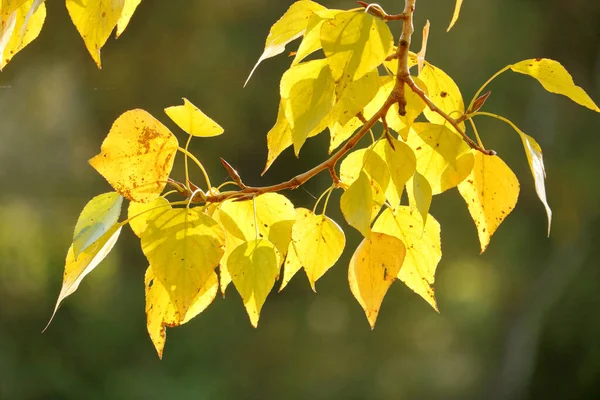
[373, 207, 441, 311]
[329, 70, 379, 127]
[145, 266, 218, 359]
[406, 171, 432, 226]
[89, 109, 178, 203]
[66, 0, 125, 68]
[279, 240, 303, 292]
[341, 171, 373, 238]
[116, 0, 141, 38]
[228, 239, 281, 327]
[458, 152, 520, 253]
[128, 197, 170, 238]
[321, 10, 393, 81]
[419, 64, 466, 132]
[384, 138, 417, 207]
[164, 98, 224, 137]
[72, 192, 123, 258]
[245, 0, 325, 86]
[44, 225, 121, 331]
[447, 0, 463, 32]
[0, 0, 45, 70]
[349, 232, 405, 329]
[510, 58, 599, 112]
[141, 207, 225, 321]
[292, 8, 341, 65]
[292, 209, 345, 290]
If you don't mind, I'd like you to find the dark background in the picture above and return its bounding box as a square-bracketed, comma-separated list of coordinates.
[1, 1, 599, 399]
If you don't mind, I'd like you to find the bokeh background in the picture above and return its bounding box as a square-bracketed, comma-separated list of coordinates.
[1, 1, 599, 399]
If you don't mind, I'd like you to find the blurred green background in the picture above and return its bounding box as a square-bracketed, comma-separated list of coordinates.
[1, 1, 599, 399]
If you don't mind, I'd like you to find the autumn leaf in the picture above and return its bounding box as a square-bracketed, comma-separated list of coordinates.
[245, 0, 325, 86]
[145, 265, 218, 359]
[89, 109, 178, 203]
[279, 240, 303, 292]
[140, 207, 225, 321]
[447, 0, 463, 32]
[406, 171, 432, 226]
[458, 151, 520, 253]
[228, 239, 281, 327]
[164, 98, 224, 137]
[321, 10, 393, 81]
[292, 209, 345, 290]
[66, 0, 125, 68]
[340, 171, 374, 238]
[510, 58, 599, 112]
[44, 225, 122, 331]
[349, 232, 406, 329]
[116, 0, 142, 38]
[373, 207, 441, 311]
[384, 138, 417, 207]
[0, 0, 46, 70]
[292, 8, 341, 65]
[329, 70, 379, 127]
[128, 197, 170, 238]
[419, 64, 466, 132]
[72, 192, 123, 258]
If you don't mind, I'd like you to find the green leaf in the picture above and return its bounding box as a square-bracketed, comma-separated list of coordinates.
[321, 10, 393, 81]
[349, 232, 405, 329]
[44, 225, 122, 331]
[72, 192, 123, 258]
[458, 152, 520, 253]
[245, 0, 326, 86]
[341, 171, 373, 238]
[292, 209, 345, 290]
[141, 207, 226, 321]
[510, 58, 599, 112]
[373, 207, 441, 311]
[229, 239, 281, 328]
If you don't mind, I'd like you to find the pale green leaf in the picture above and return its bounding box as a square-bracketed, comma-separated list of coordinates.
[73, 192, 123, 258]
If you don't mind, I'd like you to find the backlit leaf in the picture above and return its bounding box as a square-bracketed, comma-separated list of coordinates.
[292, 209, 345, 290]
[349, 232, 406, 329]
[164, 98, 224, 137]
[329, 69, 380, 127]
[140, 207, 225, 321]
[89, 109, 178, 203]
[510, 58, 599, 112]
[245, 0, 325, 86]
[116, 0, 141, 38]
[228, 239, 281, 327]
[340, 171, 373, 238]
[66, 0, 125, 68]
[145, 265, 218, 359]
[44, 225, 121, 331]
[0, 0, 45, 70]
[279, 241, 303, 292]
[321, 10, 393, 81]
[384, 138, 417, 206]
[292, 8, 341, 65]
[373, 207, 441, 310]
[447, 0, 463, 32]
[407, 123, 474, 194]
[128, 197, 170, 238]
[406, 171, 432, 225]
[328, 116, 362, 153]
[73, 192, 123, 258]
[458, 152, 520, 253]
[419, 64, 466, 131]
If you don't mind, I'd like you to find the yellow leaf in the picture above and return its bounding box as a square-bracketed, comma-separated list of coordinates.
[89, 109, 178, 203]
[283, 59, 335, 154]
[329, 69, 380, 127]
[418, 64, 466, 131]
[216, 193, 295, 294]
[228, 239, 281, 327]
[349, 232, 406, 329]
[340, 171, 373, 238]
[447, 0, 463, 32]
[292, 8, 341, 65]
[279, 241, 303, 292]
[72, 192, 123, 258]
[164, 98, 223, 137]
[66, 0, 125, 68]
[372, 207, 441, 310]
[116, 0, 141, 38]
[140, 207, 225, 321]
[458, 152, 520, 253]
[145, 265, 218, 359]
[407, 123, 474, 194]
[245, 0, 325, 86]
[44, 225, 121, 331]
[510, 58, 599, 112]
[0, 0, 46, 70]
[328, 116, 362, 153]
[321, 10, 393, 81]
[406, 171, 432, 225]
[128, 197, 170, 238]
[384, 138, 417, 206]
[292, 209, 345, 290]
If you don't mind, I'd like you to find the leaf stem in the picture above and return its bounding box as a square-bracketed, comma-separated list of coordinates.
[177, 146, 212, 190]
[468, 118, 484, 149]
[468, 65, 510, 113]
[184, 135, 193, 190]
